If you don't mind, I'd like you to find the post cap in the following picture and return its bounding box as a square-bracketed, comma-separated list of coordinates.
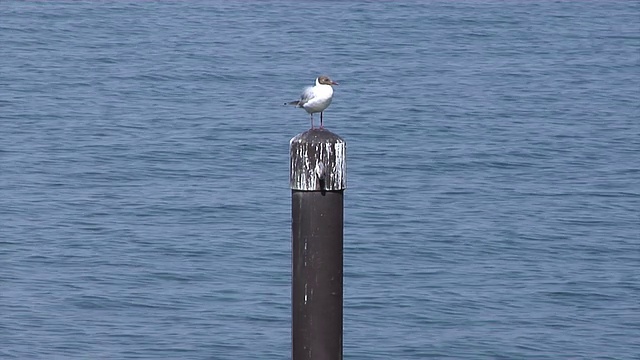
[290, 129, 346, 191]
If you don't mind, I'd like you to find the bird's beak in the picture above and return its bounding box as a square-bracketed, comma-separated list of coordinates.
[331, 81, 339, 85]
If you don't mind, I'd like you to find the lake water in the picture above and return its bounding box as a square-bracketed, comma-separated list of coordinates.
[1, 1, 639, 359]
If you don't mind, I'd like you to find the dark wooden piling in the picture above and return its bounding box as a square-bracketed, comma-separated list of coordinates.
[290, 129, 346, 360]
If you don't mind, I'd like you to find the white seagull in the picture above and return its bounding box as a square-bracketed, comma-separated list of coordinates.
[286, 75, 338, 129]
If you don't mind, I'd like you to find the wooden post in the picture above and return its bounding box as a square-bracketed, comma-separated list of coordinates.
[290, 128, 346, 360]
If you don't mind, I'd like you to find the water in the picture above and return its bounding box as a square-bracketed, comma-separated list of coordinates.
[1, 1, 639, 359]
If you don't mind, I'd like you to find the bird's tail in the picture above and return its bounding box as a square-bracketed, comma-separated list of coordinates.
[285, 100, 301, 106]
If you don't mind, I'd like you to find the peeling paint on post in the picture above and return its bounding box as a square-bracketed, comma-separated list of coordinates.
[290, 129, 346, 360]
[290, 130, 346, 191]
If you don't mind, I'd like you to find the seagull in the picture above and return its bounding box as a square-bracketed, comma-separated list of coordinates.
[285, 75, 338, 129]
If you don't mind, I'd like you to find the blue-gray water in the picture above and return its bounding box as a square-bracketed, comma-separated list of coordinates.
[1, 1, 639, 359]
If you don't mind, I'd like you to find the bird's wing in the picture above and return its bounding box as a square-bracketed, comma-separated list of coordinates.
[298, 86, 316, 106]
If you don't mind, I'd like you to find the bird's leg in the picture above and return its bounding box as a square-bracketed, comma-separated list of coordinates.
[310, 113, 314, 129]
[320, 112, 324, 129]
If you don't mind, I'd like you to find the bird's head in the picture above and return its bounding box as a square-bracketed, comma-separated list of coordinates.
[317, 76, 338, 86]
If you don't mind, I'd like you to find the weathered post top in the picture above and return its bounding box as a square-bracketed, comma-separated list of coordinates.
[290, 129, 346, 191]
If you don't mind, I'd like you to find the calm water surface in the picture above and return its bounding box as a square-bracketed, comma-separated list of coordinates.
[1, 1, 639, 359]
